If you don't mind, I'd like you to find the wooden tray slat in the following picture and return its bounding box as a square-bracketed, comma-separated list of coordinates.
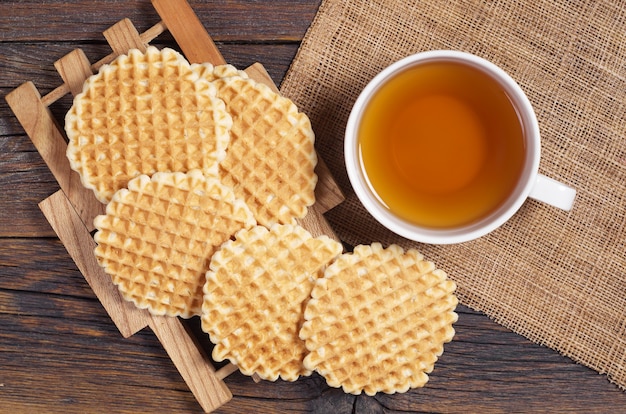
[5, 82, 107, 231]
[54, 49, 94, 96]
[147, 314, 233, 411]
[39, 191, 150, 338]
[152, 0, 226, 65]
[103, 18, 148, 55]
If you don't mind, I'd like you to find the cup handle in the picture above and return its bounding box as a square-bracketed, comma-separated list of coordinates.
[528, 174, 576, 211]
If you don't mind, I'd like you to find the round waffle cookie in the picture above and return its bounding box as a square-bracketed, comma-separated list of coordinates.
[211, 75, 318, 226]
[66, 46, 232, 203]
[300, 243, 458, 396]
[93, 170, 256, 318]
[201, 224, 343, 381]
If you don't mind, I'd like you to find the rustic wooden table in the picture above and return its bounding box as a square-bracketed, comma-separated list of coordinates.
[1, 1, 625, 413]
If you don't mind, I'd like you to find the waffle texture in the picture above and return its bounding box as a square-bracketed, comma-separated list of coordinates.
[201, 224, 343, 381]
[93, 170, 256, 318]
[212, 76, 318, 226]
[66, 46, 232, 203]
[300, 243, 458, 395]
[191, 62, 249, 81]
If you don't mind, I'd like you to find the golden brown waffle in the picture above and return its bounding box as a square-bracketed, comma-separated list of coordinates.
[93, 170, 256, 318]
[66, 46, 232, 203]
[211, 75, 318, 226]
[190, 62, 249, 81]
[300, 243, 458, 395]
[201, 224, 343, 381]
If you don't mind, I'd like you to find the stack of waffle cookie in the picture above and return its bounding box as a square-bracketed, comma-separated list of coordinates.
[67, 46, 458, 395]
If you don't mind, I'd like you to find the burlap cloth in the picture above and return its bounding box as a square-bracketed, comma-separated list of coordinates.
[280, 0, 626, 389]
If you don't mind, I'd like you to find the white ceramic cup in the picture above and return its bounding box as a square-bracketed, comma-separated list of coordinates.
[344, 50, 576, 244]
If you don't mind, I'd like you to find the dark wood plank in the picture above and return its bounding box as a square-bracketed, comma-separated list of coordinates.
[0, 0, 322, 42]
[0, 290, 204, 413]
[0, 42, 299, 89]
[0, 238, 91, 297]
[0, 140, 59, 237]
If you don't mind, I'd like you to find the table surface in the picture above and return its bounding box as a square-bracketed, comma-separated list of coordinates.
[1, 1, 625, 413]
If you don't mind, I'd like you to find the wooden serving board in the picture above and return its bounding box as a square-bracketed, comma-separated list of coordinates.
[5, 0, 344, 412]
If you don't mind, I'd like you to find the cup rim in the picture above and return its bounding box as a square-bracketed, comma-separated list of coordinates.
[344, 50, 541, 244]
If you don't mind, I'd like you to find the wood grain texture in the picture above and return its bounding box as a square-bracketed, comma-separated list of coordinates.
[5, 82, 106, 231]
[1, 0, 624, 413]
[147, 315, 233, 412]
[152, 0, 226, 65]
[0, 0, 320, 42]
[54, 49, 94, 96]
[39, 191, 149, 338]
[102, 18, 148, 56]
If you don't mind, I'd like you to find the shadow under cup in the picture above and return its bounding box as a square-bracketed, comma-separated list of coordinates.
[345, 51, 541, 244]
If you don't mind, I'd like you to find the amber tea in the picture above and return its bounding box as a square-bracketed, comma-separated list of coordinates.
[358, 60, 526, 229]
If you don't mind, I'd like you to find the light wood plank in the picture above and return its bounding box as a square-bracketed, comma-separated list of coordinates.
[5, 82, 106, 231]
[54, 49, 93, 96]
[148, 315, 233, 412]
[103, 18, 148, 55]
[151, 0, 226, 65]
[39, 191, 150, 338]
